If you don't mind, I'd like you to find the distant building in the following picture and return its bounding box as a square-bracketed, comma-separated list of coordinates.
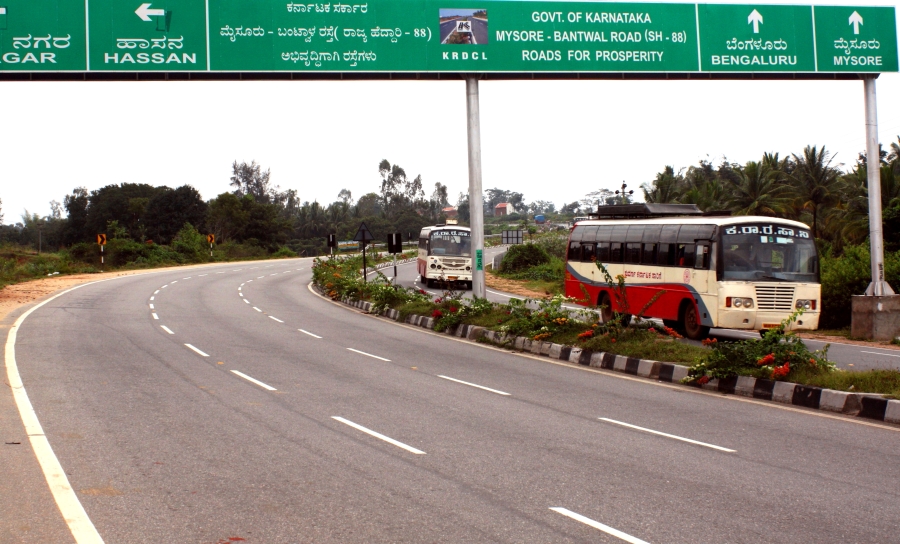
[442, 206, 458, 219]
[494, 202, 515, 217]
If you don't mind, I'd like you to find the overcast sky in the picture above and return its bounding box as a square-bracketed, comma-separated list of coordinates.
[1, 0, 899, 223]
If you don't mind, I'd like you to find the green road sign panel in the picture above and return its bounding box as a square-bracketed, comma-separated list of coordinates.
[0, 0, 86, 70]
[814, 5, 898, 72]
[0, 1, 897, 74]
[699, 4, 815, 72]
[88, 0, 208, 70]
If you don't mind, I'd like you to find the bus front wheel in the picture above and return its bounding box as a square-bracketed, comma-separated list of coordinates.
[681, 302, 710, 340]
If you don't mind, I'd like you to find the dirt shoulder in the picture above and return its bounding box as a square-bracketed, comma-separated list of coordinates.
[793, 332, 900, 350]
[484, 272, 552, 300]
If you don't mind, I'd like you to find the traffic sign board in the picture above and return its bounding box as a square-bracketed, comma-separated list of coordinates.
[97, 233, 107, 245]
[207, 233, 215, 244]
[353, 222, 374, 242]
[0, 1, 896, 75]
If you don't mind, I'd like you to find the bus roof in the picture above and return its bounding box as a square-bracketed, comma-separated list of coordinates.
[573, 215, 811, 230]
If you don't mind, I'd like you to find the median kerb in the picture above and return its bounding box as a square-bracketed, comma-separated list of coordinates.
[885, 400, 900, 424]
[772, 381, 797, 404]
[819, 389, 861, 415]
[735, 376, 757, 397]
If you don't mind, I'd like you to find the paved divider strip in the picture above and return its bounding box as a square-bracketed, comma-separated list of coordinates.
[338, 294, 900, 426]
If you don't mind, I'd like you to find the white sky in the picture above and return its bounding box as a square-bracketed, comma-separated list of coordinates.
[1, 0, 899, 222]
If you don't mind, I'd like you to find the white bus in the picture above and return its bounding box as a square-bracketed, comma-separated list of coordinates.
[565, 204, 820, 339]
[418, 225, 473, 289]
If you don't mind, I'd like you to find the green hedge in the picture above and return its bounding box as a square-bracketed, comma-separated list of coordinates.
[819, 244, 900, 329]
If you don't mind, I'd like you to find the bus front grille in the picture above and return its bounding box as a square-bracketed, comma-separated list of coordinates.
[442, 258, 467, 269]
[755, 286, 795, 310]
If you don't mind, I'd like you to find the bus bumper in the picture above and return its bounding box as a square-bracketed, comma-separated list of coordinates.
[717, 310, 820, 331]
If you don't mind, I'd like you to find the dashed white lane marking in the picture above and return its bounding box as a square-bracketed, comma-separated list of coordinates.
[152, 313, 159, 320]
[150, 296, 154, 301]
[160, 326, 174, 335]
[231, 370, 277, 391]
[283, 271, 291, 274]
[184, 344, 210, 357]
[199, 274, 208, 276]
[5, 284, 105, 543]
[244, 299, 250, 304]
[550, 508, 650, 544]
[247, 280, 253, 283]
[298, 329, 322, 339]
[598, 418, 735, 453]
[861, 350, 900, 358]
[331, 417, 425, 455]
[438, 375, 510, 396]
[257, 276, 265, 279]
[161, 285, 168, 289]
[253, 307, 262, 312]
[183, 277, 192, 280]
[171, 280, 178, 284]
[270, 273, 278, 276]
[217, 272, 225, 274]
[269, 316, 284, 323]
[154, 290, 160, 294]
[149, 304, 154, 309]
[346, 348, 391, 362]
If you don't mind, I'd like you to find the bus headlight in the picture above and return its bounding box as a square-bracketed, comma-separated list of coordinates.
[430, 264, 436, 269]
[437, 265, 442, 269]
[727, 297, 754, 309]
[466, 266, 471, 271]
[796, 299, 815, 310]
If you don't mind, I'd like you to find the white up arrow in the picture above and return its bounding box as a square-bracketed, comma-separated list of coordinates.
[849, 11, 863, 35]
[135, 3, 165, 21]
[748, 9, 763, 34]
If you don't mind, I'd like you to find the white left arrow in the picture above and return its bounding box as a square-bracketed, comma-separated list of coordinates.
[748, 9, 763, 34]
[849, 11, 863, 35]
[135, 3, 165, 21]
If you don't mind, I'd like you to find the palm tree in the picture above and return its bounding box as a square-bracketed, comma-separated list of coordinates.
[790, 145, 843, 239]
[726, 161, 791, 216]
[642, 166, 685, 203]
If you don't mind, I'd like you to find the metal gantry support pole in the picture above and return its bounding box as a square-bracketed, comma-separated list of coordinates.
[466, 76, 486, 299]
[864, 75, 894, 296]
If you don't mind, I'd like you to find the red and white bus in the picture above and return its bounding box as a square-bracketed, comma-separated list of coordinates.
[418, 225, 473, 289]
[565, 204, 820, 339]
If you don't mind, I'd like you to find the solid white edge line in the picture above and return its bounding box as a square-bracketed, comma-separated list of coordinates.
[160, 326, 174, 335]
[230, 370, 277, 391]
[298, 329, 322, 339]
[346, 348, 391, 361]
[438, 375, 510, 396]
[331, 416, 425, 454]
[861, 350, 900, 358]
[184, 344, 210, 357]
[5, 282, 105, 543]
[550, 508, 650, 544]
[599, 418, 735, 453]
[151, 313, 159, 320]
[269, 316, 284, 323]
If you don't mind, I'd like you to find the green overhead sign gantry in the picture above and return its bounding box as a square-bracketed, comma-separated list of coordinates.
[0, 1, 895, 74]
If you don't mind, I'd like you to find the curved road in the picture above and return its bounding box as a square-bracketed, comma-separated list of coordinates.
[3, 258, 900, 543]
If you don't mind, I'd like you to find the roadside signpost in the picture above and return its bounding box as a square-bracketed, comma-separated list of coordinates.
[97, 233, 106, 268]
[207, 233, 215, 256]
[353, 222, 374, 284]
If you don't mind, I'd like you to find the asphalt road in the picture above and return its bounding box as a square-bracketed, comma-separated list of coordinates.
[3, 258, 900, 543]
[381, 247, 900, 371]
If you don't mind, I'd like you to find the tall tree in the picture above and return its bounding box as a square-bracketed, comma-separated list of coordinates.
[726, 161, 791, 216]
[230, 160, 273, 204]
[790, 145, 843, 239]
[143, 185, 209, 243]
[62, 187, 90, 245]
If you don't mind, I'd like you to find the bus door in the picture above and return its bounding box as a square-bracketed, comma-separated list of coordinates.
[694, 240, 713, 298]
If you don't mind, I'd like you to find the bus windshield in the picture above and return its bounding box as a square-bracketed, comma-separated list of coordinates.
[429, 229, 471, 257]
[721, 224, 818, 282]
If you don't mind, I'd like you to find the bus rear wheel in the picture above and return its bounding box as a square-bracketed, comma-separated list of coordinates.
[681, 303, 710, 340]
[599, 293, 631, 326]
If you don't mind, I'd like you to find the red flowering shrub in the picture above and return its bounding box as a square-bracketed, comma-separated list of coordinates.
[757, 353, 775, 366]
[432, 309, 443, 319]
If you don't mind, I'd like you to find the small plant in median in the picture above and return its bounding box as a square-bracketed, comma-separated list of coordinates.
[684, 310, 834, 384]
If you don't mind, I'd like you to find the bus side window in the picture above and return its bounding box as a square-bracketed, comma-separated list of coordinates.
[597, 242, 610, 262]
[568, 241, 582, 261]
[581, 243, 596, 262]
[676, 243, 695, 267]
[695, 243, 710, 269]
[625, 243, 642, 263]
[658, 243, 674, 266]
[642, 243, 657, 265]
[610, 242, 624, 262]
